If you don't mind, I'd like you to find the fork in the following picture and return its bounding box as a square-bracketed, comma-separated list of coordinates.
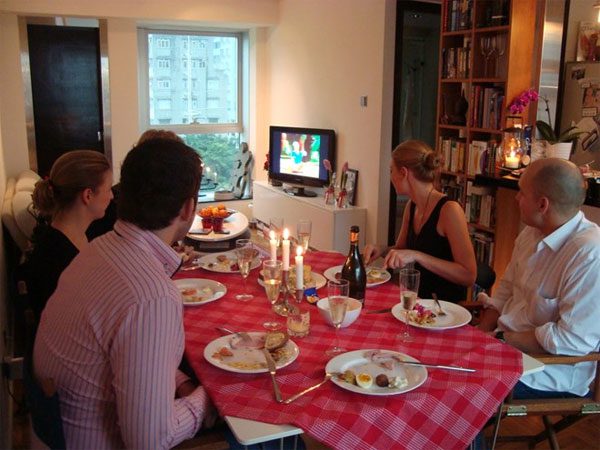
[282, 372, 332, 404]
[432, 293, 446, 316]
[215, 326, 253, 342]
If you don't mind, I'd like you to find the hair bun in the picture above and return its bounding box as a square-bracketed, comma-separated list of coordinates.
[425, 151, 442, 170]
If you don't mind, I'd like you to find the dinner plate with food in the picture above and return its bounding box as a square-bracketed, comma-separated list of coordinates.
[326, 349, 427, 396]
[174, 278, 227, 306]
[391, 299, 471, 330]
[323, 265, 391, 288]
[258, 264, 327, 290]
[198, 250, 261, 273]
[173, 243, 203, 271]
[204, 331, 300, 374]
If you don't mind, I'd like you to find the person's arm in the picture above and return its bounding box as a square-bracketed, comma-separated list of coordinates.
[384, 201, 477, 287]
[363, 202, 412, 265]
[111, 298, 208, 449]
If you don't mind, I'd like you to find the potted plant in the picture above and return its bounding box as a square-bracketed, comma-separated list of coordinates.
[535, 119, 584, 160]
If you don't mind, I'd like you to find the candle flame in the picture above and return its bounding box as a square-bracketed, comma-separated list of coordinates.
[283, 228, 289, 239]
[296, 245, 303, 256]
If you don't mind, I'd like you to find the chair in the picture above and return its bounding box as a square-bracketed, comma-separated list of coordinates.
[487, 351, 600, 450]
[460, 261, 496, 325]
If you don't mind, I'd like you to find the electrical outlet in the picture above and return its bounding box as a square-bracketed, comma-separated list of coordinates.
[2, 356, 24, 380]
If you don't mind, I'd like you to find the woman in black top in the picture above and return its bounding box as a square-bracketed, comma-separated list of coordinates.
[363, 140, 476, 302]
[24, 150, 113, 319]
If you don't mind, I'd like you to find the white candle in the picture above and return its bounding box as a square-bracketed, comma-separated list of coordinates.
[295, 246, 303, 290]
[269, 230, 277, 262]
[282, 228, 290, 271]
[505, 151, 520, 169]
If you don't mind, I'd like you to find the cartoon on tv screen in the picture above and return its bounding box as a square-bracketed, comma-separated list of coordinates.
[278, 133, 322, 178]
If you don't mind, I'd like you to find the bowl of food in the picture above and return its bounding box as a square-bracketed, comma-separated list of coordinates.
[317, 297, 362, 328]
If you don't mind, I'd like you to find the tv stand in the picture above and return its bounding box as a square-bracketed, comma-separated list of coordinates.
[253, 181, 366, 253]
[283, 186, 317, 197]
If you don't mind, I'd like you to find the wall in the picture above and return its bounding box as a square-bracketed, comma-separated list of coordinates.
[265, 0, 395, 245]
[564, 0, 597, 63]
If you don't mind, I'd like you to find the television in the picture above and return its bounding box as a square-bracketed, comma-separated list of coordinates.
[268, 125, 336, 197]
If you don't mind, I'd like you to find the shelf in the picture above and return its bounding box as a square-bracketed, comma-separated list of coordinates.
[441, 78, 470, 83]
[474, 25, 509, 34]
[472, 78, 506, 84]
[438, 124, 466, 131]
[442, 29, 471, 37]
[441, 169, 465, 177]
[469, 222, 495, 234]
[470, 127, 503, 135]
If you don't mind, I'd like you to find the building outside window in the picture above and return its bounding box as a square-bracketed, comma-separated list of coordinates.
[140, 29, 247, 199]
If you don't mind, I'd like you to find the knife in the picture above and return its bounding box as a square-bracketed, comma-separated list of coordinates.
[262, 348, 283, 403]
[365, 307, 393, 314]
[399, 360, 476, 373]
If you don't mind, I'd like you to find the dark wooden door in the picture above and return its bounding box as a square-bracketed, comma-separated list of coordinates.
[27, 24, 104, 177]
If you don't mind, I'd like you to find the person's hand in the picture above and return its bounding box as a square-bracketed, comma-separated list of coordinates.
[362, 244, 382, 265]
[383, 249, 418, 269]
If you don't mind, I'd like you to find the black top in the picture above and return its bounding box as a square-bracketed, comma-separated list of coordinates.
[24, 225, 79, 320]
[406, 196, 467, 303]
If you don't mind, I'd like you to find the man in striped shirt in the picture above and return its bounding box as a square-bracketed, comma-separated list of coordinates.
[34, 139, 212, 449]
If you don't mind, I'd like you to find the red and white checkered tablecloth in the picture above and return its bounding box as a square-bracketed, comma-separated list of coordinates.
[181, 251, 522, 450]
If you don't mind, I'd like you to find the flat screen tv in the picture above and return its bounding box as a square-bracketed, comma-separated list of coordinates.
[268, 125, 336, 197]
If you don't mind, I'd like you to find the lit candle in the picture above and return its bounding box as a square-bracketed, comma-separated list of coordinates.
[282, 228, 290, 271]
[505, 151, 520, 169]
[295, 246, 303, 290]
[269, 230, 277, 262]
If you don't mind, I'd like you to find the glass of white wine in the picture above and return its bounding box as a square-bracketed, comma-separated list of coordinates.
[235, 239, 254, 301]
[399, 268, 420, 342]
[326, 279, 349, 356]
[296, 219, 312, 252]
[262, 260, 283, 329]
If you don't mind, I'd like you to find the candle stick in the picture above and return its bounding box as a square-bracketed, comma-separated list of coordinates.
[295, 246, 303, 290]
[269, 230, 278, 262]
[282, 228, 290, 271]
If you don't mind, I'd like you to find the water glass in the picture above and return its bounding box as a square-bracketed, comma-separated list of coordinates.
[326, 279, 349, 355]
[399, 268, 420, 342]
[235, 239, 254, 301]
[296, 219, 312, 252]
[287, 306, 310, 338]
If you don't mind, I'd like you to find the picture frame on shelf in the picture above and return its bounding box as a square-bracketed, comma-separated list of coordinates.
[346, 169, 358, 206]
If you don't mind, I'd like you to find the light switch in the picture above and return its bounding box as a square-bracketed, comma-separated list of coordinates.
[360, 96, 368, 107]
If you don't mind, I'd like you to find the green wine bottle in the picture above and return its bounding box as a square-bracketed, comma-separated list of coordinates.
[341, 225, 367, 303]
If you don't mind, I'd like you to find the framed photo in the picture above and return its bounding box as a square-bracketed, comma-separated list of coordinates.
[346, 169, 358, 206]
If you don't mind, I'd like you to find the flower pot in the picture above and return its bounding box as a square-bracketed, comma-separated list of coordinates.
[546, 142, 573, 160]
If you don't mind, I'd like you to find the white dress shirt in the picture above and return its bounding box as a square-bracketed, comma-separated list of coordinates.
[484, 211, 600, 396]
[34, 221, 208, 449]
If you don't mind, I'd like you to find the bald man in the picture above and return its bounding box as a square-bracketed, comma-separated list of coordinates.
[479, 158, 600, 399]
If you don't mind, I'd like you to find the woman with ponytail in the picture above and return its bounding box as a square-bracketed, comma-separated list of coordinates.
[363, 140, 476, 302]
[25, 150, 113, 319]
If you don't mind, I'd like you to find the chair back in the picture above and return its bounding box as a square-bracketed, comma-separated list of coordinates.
[475, 261, 496, 291]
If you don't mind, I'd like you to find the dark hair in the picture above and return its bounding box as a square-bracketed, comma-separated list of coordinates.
[32, 150, 111, 218]
[136, 129, 184, 145]
[118, 138, 202, 230]
[391, 140, 442, 182]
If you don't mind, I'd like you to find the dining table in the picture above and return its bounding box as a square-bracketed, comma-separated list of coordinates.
[180, 250, 524, 450]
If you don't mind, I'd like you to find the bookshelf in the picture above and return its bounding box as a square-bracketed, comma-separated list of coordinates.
[436, 0, 541, 292]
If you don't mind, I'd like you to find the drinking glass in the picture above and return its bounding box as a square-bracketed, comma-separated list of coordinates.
[326, 279, 349, 356]
[269, 218, 284, 247]
[296, 219, 312, 252]
[235, 239, 254, 301]
[399, 268, 420, 342]
[262, 260, 283, 329]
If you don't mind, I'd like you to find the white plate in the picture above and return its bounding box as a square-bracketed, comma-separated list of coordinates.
[204, 332, 300, 374]
[197, 251, 262, 273]
[175, 278, 227, 306]
[187, 212, 249, 242]
[257, 272, 327, 290]
[326, 349, 428, 396]
[391, 299, 472, 330]
[323, 265, 391, 288]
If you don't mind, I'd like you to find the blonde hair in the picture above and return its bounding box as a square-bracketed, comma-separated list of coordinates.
[391, 140, 442, 182]
[137, 129, 184, 145]
[32, 150, 111, 218]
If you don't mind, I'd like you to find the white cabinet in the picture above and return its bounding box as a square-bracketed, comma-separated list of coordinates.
[252, 181, 366, 253]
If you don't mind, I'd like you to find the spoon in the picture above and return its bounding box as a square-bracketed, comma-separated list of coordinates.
[432, 293, 446, 316]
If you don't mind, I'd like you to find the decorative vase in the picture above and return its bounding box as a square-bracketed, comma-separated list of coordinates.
[336, 188, 348, 208]
[324, 185, 335, 205]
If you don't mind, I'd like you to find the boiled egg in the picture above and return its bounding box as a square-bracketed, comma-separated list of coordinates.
[356, 373, 373, 389]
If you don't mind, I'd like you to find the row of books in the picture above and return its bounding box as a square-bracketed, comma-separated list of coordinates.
[441, 44, 471, 79]
[465, 182, 495, 227]
[443, 0, 473, 32]
[469, 86, 504, 130]
[470, 230, 495, 267]
[439, 137, 466, 173]
[467, 140, 501, 176]
[440, 176, 464, 202]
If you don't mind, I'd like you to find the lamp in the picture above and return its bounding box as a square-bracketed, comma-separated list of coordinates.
[502, 126, 524, 169]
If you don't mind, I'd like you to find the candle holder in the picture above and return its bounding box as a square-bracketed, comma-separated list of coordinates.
[502, 125, 524, 169]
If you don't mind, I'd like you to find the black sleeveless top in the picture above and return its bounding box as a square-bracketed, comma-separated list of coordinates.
[406, 196, 466, 302]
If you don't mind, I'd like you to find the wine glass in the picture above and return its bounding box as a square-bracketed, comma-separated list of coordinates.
[262, 260, 283, 330]
[326, 279, 349, 356]
[480, 36, 494, 77]
[491, 34, 506, 78]
[399, 268, 420, 342]
[296, 219, 312, 252]
[235, 239, 254, 301]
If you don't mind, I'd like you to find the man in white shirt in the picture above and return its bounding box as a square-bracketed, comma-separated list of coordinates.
[479, 158, 600, 397]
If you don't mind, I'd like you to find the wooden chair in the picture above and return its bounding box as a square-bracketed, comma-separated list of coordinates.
[487, 351, 600, 450]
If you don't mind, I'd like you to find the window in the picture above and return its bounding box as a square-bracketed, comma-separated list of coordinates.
[140, 29, 247, 200]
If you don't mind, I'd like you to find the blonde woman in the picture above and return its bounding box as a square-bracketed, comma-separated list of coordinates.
[363, 140, 476, 302]
[25, 150, 113, 319]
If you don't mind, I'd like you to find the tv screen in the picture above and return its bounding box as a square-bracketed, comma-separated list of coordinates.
[268, 125, 335, 197]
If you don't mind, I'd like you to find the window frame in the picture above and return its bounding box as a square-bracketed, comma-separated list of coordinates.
[139, 27, 243, 135]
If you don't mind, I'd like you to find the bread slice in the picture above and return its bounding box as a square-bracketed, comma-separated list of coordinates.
[264, 331, 289, 351]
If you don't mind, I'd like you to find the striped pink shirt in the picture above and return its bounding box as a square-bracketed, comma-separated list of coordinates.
[34, 221, 208, 449]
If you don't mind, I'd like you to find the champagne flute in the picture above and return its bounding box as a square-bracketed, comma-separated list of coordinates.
[399, 268, 420, 342]
[326, 279, 349, 356]
[262, 260, 283, 330]
[235, 239, 254, 301]
[296, 219, 312, 252]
